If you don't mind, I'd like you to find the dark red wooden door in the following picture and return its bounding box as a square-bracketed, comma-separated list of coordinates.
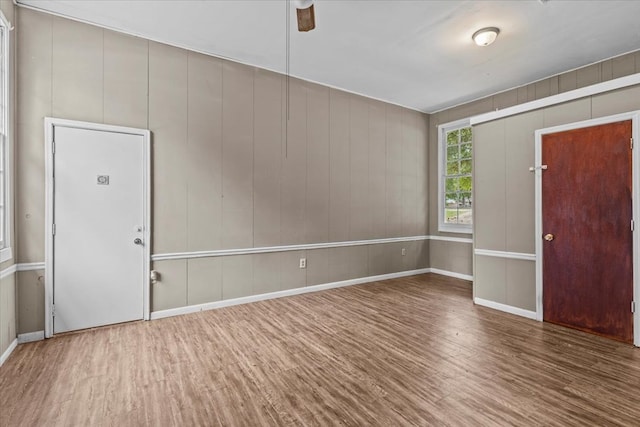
[542, 120, 633, 343]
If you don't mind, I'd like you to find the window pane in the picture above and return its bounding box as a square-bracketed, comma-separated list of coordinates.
[460, 143, 472, 159]
[445, 192, 462, 224]
[461, 127, 472, 143]
[445, 211, 458, 224]
[446, 129, 459, 146]
[446, 161, 459, 175]
[441, 123, 473, 230]
[446, 145, 459, 162]
[445, 177, 459, 192]
[457, 192, 472, 224]
[456, 209, 471, 224]
[459, 176, 472, 192]
[460, 159, 472, 174]
[444, 192, 458, 224]
[460, 192, 472, 207]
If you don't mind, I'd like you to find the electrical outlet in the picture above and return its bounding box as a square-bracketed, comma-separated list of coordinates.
[299, 258, 307, 269]
[401, 248, 406, 256]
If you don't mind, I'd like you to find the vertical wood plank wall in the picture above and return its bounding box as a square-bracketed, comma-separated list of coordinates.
[14, 9, 429, 331]
[8, 5, 640, 336]
[473, 87, 640, 312]
[428, 51, 640, 280]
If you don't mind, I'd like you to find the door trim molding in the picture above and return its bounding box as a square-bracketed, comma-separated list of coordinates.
[534, 111, 640, 347]
[471, 73, 640, 125]
[44, 118, 151, 338]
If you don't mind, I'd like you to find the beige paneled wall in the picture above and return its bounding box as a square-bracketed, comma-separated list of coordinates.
[13, 6, 640, 331]
[153, 242, 429, 312]
[16, 270, 43, 334]
[474, 85, 640, 311]
[0, 273, 16, 353]
[15, 8, 429, 327]
[428, 49, 640, 278]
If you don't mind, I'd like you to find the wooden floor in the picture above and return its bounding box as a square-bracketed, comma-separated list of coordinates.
[1, 274, 639, 426]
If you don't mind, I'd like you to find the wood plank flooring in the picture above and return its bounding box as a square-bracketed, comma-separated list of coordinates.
[1, 273, 639, 426]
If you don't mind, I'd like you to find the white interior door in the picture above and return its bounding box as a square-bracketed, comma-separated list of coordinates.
[53, 125, 145, 333]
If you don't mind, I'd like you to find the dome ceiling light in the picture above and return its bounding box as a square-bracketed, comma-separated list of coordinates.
[472, 27, 500, 46]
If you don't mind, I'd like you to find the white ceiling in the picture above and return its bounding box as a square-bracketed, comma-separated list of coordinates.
[16, 0, 640, 113]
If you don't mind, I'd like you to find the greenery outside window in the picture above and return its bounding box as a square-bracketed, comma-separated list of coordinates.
[438, 119, 472, 233]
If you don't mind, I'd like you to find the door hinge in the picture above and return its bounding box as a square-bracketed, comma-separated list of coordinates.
[52, 141, 55, 154]
[52, 224, 56, 235]
[631, 220, 635, 231]
[631, 138, 634, 150]
[632, 301, 636, 313]
[52, 304, 56, 317]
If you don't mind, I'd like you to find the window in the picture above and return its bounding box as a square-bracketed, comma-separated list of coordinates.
[0, 11, 10, 263]
[438, 119, 472, 233]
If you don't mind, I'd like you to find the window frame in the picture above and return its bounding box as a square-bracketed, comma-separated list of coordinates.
[0, 11, 11, 263]
[438, 118, 473, 234]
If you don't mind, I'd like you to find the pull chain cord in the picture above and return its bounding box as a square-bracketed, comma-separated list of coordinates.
[285, 0, 290, 158]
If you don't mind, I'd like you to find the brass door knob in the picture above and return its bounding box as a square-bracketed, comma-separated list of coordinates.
[544, 233, 554, 241]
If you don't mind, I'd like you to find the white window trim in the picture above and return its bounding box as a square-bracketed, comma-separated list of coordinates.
[438, 118, 473, 234]
[0, 11, 10, 264]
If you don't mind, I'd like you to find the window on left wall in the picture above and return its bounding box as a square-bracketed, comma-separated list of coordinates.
[0, 12, 11, 263]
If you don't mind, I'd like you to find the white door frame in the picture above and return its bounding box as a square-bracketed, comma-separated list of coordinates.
[534, 110, 640, 347]
[44, 117, 151, 338]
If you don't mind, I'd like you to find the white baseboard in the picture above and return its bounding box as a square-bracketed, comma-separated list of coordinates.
[151, 268, 432, 320]
[0, 338, 17, 367]
[429, 268, 473, 281]
[18, 331, 45, 344]
[474, 297, 537, 320]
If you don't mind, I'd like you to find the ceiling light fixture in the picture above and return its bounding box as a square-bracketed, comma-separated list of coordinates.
[472, 27, 500, 46]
